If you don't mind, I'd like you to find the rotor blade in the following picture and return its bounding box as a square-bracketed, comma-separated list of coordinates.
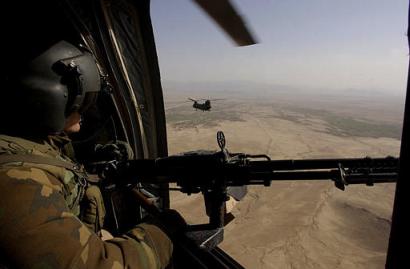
[165, 104, 190, 111]
[166, 100, 193, 104]
[209, 98, 225, 101]
[192, 0, 257, 46]
[165, 105, 182, 111]
[165, 101, 192, 110]
[188, 98, 197, 102]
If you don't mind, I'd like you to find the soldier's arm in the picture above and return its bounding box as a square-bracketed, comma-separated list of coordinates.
[0, 167, 172, 269]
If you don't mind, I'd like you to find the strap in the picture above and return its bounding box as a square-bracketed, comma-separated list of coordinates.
[0, 154, 102, 183]
[0, 154, 80, 171]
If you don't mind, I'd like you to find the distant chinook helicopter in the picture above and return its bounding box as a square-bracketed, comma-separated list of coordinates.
[188, 98, 225, 111]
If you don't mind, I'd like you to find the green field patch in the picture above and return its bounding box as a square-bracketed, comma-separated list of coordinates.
[277, 106, 402, 139]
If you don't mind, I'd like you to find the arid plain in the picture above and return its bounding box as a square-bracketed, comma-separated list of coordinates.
[164, 83, 403, 269]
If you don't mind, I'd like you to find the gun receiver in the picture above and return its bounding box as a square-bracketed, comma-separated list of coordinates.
[99, 131, 399, 249]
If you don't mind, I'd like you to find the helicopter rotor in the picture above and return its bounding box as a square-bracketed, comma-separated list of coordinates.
[191, 0, 257, 46]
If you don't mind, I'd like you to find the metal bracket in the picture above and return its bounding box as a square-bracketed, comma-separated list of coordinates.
[334, 163, 347, 191]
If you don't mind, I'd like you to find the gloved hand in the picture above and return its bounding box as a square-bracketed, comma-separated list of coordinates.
[94, 140, 134, 161]
[145, 209, 187, 239]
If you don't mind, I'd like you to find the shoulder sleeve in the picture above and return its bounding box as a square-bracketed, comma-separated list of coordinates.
[0, 166, 172, 269]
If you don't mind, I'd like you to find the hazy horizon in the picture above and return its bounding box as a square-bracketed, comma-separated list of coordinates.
[162, 79, 407, 99]
[151, 0, 409, 96]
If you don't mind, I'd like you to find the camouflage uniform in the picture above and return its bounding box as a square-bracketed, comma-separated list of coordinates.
[0, 134, 172, 269]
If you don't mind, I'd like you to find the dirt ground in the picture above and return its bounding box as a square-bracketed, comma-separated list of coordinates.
[165, 91, 401, 269]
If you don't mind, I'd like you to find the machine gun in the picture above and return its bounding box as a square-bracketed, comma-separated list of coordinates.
[97, 131, 399, 250]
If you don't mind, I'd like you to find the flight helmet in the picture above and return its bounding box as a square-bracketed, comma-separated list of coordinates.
[1, 40, 101, 136]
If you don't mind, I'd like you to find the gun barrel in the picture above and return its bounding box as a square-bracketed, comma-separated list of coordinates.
[240, 170, 398, 183]
[113, 156, 398, 190]
[248, 157, 399, 171]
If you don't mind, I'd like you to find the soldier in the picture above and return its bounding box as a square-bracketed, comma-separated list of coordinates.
[0, 40, 176, 268]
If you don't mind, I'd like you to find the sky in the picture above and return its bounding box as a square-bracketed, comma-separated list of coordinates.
[151, 0, 409, 95]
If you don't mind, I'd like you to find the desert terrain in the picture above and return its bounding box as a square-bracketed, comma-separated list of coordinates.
[163, 82, 403, 269]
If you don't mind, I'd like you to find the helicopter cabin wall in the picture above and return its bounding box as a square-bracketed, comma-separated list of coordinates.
[385, 3, 410, 267]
